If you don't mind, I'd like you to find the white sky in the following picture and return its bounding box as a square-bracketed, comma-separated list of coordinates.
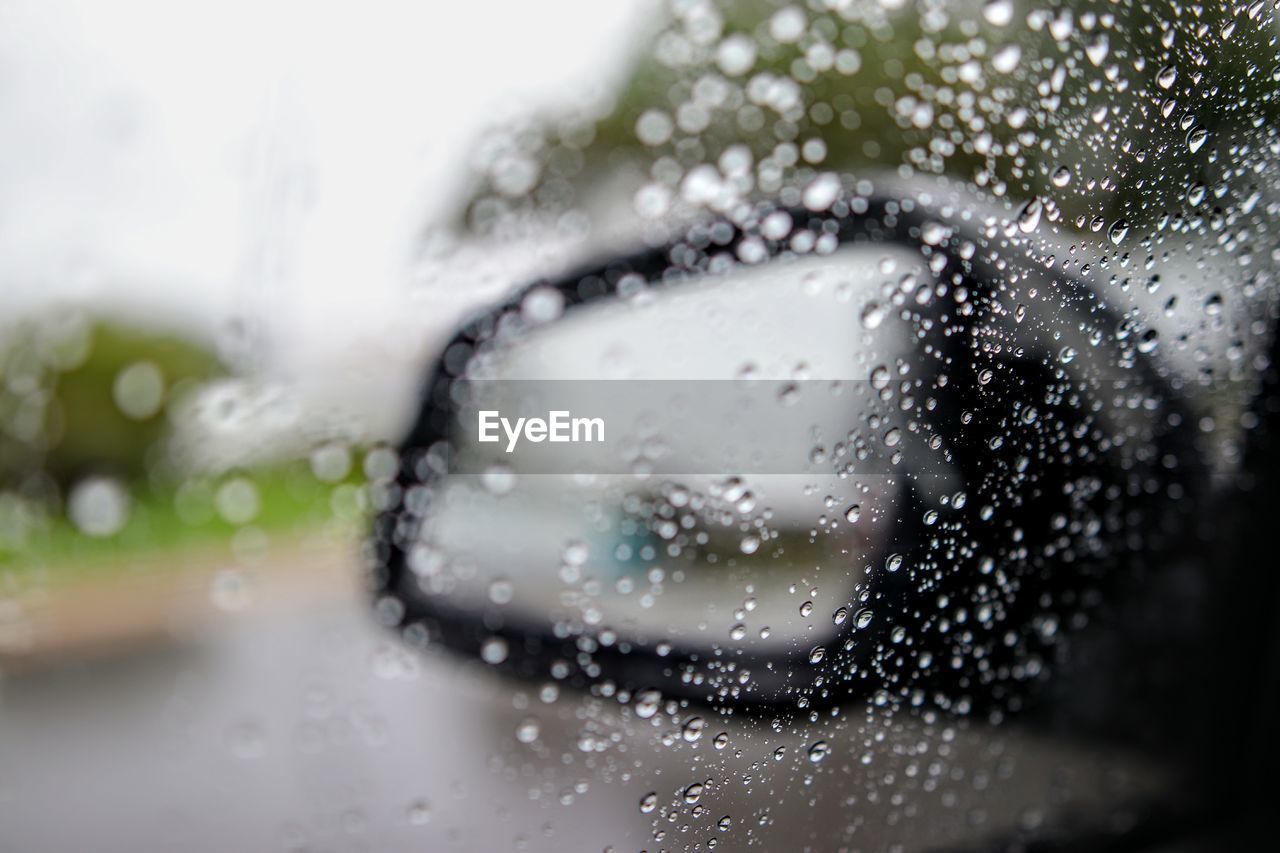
[0, 0, 646, 365]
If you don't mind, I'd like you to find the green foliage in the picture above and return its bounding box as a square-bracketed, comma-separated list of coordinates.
[0, 316, 224, 490]
[462, 0, 1279, 231]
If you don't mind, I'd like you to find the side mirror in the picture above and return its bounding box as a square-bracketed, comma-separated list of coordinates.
[369, 188, 1201, 714]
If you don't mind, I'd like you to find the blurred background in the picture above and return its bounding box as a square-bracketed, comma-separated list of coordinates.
[2, 0, 1277, 850]
[0, 0, 647, 656]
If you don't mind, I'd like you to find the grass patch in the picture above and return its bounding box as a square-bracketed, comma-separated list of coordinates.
[0, 462, 366, 586]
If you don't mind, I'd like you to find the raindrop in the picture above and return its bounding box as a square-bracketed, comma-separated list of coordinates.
[515, 717, 541, 744]
[1017, 197, 1043, 233]
[1048, 11, 1074, 42]
[563, 540, 589, 566]
[802, 173, 841, 211]
[809, 646, 826, 664]
[921, 221, 950, 245]
[682, 717, 706, 743]
[640, 792, 659, 814]
[982, 0, 1014, 27]
[869, 365, 891, 389]
[716, 34, 757, 76]
[991, 44, 1022, 74]
[481, 637, 509, 665]
[769, 6, 806, 43]
[1156, 65, 1177, 89]
[799, 600, 814, 617]
[845, 505, 861, 523]
[1107, 219, 1129, 246]
[482, 464, 516, 495]
[833, 607, 848, 626]
[67, 477, 130, 537]
[1187, 126, 1208, 154]
[215, 477, 260, 525]
[885, 553, 904, 572]
[854, 608, 874, 629]
[1051, 166, 1072, 188]
[861, 301, 888, 329]
[488, 579, 514, 605]
[807, 740, 830, 763]
[635, 110, 674, 147]
[1085, 34, 1109, 66]
[521, 286, 564, 324]
[113, 361, 165, 420]
[683, 782, 705, 805]
[635, 689, 663, 719]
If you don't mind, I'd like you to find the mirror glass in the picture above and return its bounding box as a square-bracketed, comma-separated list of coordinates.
[406, 244, 962, 657]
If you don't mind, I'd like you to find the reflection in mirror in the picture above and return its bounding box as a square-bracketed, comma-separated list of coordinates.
[408, 244, 955, 661]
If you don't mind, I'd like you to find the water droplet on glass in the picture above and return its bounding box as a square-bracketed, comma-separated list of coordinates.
[67, 476, 130, 537]
[1107, 219, 1129, 246]
[516, 717, 541, 744]
[521, 286, 565, 324]
[635, 109, 674, 147]
[1085, 34, 1109, 66]
[1017, 198, 1043, 233]
[683, 782, 705, 805]
[1187, 126, 1208, 154]
[869, 365, 891, 389]
[488, 578, 513, 605]
[991, 44, 1022, 74]
[807, 740, 830, 763]
[635, 689, 662, 719]
[982, 0, 1014, 27]
[482, 464, 516, 495]
[113, 361, 165, 420]
[481, 637, 509, 665]
[809, 646, 826, 664]
[640, 792, 659, 814]
[802, 173, 840, 211]
[682, 716, 705, 743]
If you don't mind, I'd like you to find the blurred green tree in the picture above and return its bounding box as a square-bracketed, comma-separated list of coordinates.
[0, 317, 223, 494]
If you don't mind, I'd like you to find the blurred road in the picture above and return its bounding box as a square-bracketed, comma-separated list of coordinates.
[0, 541, 1176, 852]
